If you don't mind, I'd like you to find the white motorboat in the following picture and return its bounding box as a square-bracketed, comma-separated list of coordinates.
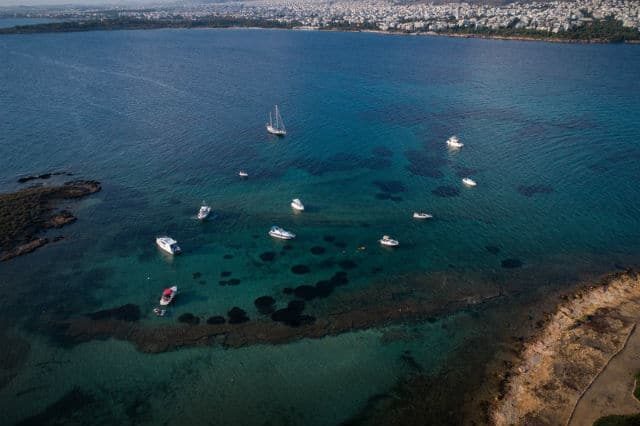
[156, 236, 181, 255]
[159, 286, 177, 306]
[197, 201, 212, 220]
[413, 212, 433, 220]
[238, 171, 248, 178]
[462, 178, 477, 187]
[446, 135, 464, 148]
[266, 105, 286, 136]
[291, 198, 305, 211]
[269, 226, 296, 240]
[379, 235, 399, 247]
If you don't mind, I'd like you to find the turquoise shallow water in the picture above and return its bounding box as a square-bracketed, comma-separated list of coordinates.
[1, 28, 640, 425]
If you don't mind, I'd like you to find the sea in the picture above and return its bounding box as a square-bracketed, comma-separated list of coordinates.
[0, 25, 639, 425]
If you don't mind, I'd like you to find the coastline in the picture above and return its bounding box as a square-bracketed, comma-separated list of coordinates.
[1, 19, 639, 44]
[313, 27, 640, 44]
[491, 269, 640, 425]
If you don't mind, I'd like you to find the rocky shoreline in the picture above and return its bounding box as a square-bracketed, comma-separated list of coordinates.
[491, 270, 640, 425]
[0, 177, 101, 261]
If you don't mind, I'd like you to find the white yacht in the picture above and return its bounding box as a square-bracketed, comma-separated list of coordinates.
[447, 135, 464, 148]
[462, 178, 477, 187]
[159, 286, 177, 306]
[413, 212, 433, 220]
[197, 201, 212, 220]
[291, 198, 305, 211]
[238, 170, 249, 178]
[266, 105, 286, 136]
[269, 226, 296, 240]
[156, 236, 181, 255]
[379, 235, 399, 247]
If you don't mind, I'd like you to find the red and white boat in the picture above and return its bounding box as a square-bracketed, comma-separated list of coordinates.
[159, 286, 178, 306]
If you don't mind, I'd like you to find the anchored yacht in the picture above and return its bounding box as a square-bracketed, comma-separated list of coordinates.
[197, 201, 212, 220]
[156, 236, 181, 255]
[269, 226, 296, 240]
[379, 235, 399, 247]
[462, 178, 477, 187]
[159, 286, 177, 306]
[291, 198, 305, 211]
[266, 105, 286, 136]
[413, 212, 433, 220]
[447, 135, 464, 148]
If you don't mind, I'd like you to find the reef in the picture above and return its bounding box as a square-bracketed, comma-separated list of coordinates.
[87, 304, 140, 322]
[291, 264, 311, 274]
[338, 260, 357, 270]
[178, 313, 200, 325]
[52, 270, 504, 354]
[259, 251, 276, 261]
[0, 179, 101, 261]
[372, 180, 406, 194]
[491, 270, 640, 425]
[228, 307, 249, 324]
[431, 186, 460, 198]
[254, 296, 276, 315]
[517, 184, 555, 197]
[206, 316, 226, 325]
[310, 246, 326, 255]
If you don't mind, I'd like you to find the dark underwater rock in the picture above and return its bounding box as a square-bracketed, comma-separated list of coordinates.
[206, 316, 226, 325]
[192, 272, 202, 279]
[178, 313, 200, 325]
[291, 264, 310, 274]
[260, 251, 276, 261]
[271, 300, 315, 327]
[227, 278, 241, 286]
[228, 307, 249, 324]
[87, 304, 140, 322]
[339, 260, 357, 270]
[501, 258, 523, 269]
[310, 246, 326, 255]
[220, 271, 231, 277]
[294, 285, 318, 300]
[314, 280, 336, 298]
[373, 180, 406, 193]
[432, 186, 460, 198]
[288, 300, 305, 312]
[254, 296, 276, 315]
[330, 271, 349, 286]
[223, 254, 233, 259]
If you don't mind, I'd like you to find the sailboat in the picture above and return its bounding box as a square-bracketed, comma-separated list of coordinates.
[266, 105, 286, 136]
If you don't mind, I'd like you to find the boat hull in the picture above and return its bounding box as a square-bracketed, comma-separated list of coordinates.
[266, 125, 286, 136]
[269, 231, 295, 240]
[159, 286, 177, 306]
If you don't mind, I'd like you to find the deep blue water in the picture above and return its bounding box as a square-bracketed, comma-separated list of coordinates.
[0, 28, 639, 425]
